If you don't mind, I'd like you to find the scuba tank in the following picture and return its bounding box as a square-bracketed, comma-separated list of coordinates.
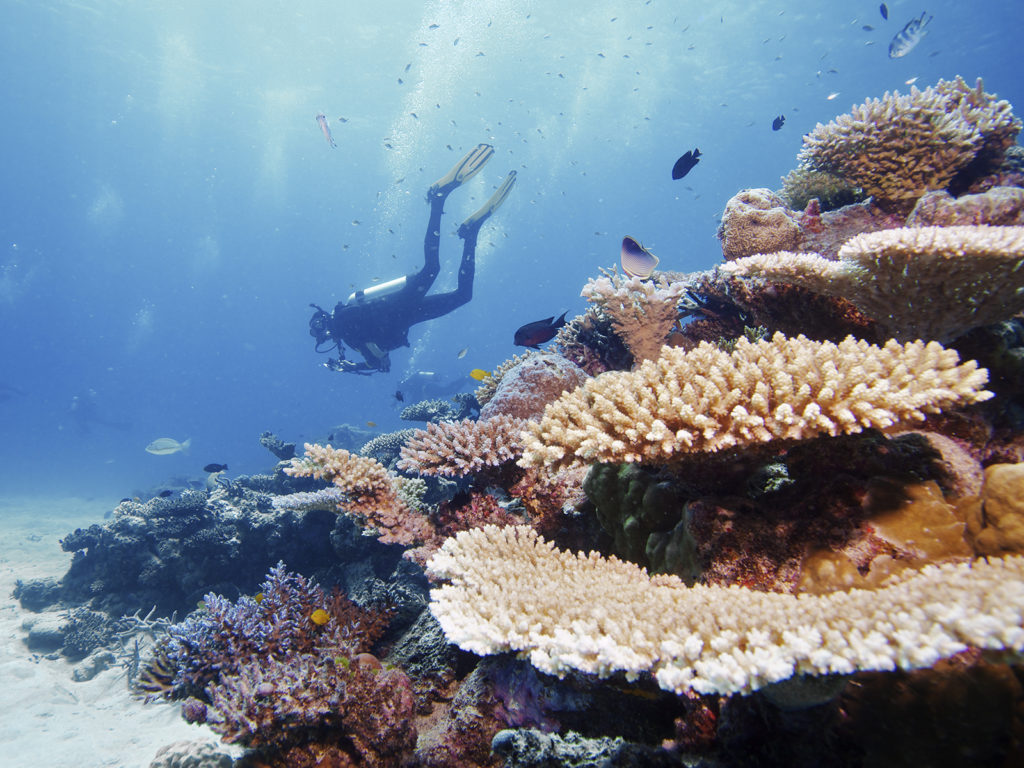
[347, 275, 407, 304]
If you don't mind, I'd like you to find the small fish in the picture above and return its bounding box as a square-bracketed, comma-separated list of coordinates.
[469, 368, 491, 381]
[621, 236, 659, 278]
[145, 437, 191, 455]
[394, 390, 404, 402]
[254, 592, 264, 604]
[671, 148, 701, 180]
[880, 3, 889, 20]
[158, 490, 173, 498]
[429, 23, 439, 29]
[119, 497, 131, 503]
[457, 347, 469, 359]
[771, 114, 785, 131]
[337, 116, 348, 123]
[905, 76, 919, 85]
[827, 91, 840, 100]
[404, 62, 411, 72]
[311, 608, 330, 626]
[514, 312, 568, 349]
[203, 463, 228, 473]
[888, 12, 932, 59]
[315, 113, 336, 148]
[366, 420, 377, 428]
[862, 25, 874, 31]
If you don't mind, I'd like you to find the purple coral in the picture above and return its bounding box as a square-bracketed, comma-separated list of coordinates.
[140, 563, 414, 764]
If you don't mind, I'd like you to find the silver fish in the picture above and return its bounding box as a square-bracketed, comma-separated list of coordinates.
[145, 437, 191, 455]
[888, 12, 932, 58]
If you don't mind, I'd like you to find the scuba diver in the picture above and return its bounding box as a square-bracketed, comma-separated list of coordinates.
[309, 143, 516, 374]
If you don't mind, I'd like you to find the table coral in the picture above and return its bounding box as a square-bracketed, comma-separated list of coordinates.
[519, 332, 992, 472]
[798, 77, 1020, 208]
[427, 525, 1024, 696]
[721, 225, 1024, 343]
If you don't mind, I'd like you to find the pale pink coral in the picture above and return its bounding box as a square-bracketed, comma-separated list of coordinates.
[396, 416, 529, 477]
[479, 352, 589, 421]
[283, 443, 434, 546]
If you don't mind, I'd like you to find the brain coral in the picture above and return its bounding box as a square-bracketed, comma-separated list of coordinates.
[721, 226, 1024, 343]
[797, 77, 1020, 207]
[427, 525, 1024, 696]
[519, 333, 991, 471]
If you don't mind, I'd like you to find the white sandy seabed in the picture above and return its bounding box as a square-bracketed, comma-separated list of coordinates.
[0, 497, 238, 768]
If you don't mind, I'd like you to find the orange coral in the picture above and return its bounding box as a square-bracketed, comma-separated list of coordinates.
[284, 443, 434, 547]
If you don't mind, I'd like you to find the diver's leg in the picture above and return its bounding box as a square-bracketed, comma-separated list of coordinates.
[411, 234, 477, 323]
[407, 145, 495, 298]
[457, 171, 517, 240]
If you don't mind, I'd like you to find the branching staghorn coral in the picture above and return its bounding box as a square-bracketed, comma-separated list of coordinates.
[396, 416, 529, 477]
[427, 525, 1024, 696]
[720, 226, 1024, 343]
[283, 443, 434, 546]
[798, 77, 1020, 207]
[581, 269, 689, 363]
[519, 333, 992, 472]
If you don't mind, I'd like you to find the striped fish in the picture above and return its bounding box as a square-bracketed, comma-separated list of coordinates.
[888, 12, 932, 58]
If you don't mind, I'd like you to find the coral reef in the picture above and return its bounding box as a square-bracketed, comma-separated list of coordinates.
[427, 525, 1024, 696]
[283, 443, 435, 547]
[718, 188, 802, 260]
[141, 563, 415, 765]
[478, 352, 589, 421]
[554, 309, 634, 375]
[722, 225, 1024, 343]
[520, 332, 991, 472]
[907, 186, 1024, 226]
[580, 270, 689, 363]
[397, 415, 529, 478]
[797, 77, 1020, 208]
[965, 462, 1024, 556]
[777, 167, 865, 212]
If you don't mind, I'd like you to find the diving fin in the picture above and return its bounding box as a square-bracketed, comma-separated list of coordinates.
[458, 170, 517, 238]
[429, 143, 495, 198]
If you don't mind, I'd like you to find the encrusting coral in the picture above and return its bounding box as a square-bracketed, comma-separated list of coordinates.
[427, 525, 1024, 696]
[580, 270, 689, 363]
[520, 332, 992, 472]
[721, 225, 1024, 343]
[797, 77, 1020, 208]
[396, 415, 529, 477]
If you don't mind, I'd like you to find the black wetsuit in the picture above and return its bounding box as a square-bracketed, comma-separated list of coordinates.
[324, 188, 480, 373]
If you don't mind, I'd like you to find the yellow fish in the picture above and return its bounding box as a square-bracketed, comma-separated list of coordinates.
[311, 608, 330, 626]
[469, 368, 491, 381]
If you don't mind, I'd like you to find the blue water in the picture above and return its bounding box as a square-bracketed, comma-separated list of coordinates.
[1, 0, 1020, 499]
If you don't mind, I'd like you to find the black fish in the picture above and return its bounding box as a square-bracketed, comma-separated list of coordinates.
[771, 115, 785, 131]
[880, 3, 888, 20]
[671, 148, 701, 180]
[394, 390, 405, 402]
[158, 490, 173, 498]
[514, 311, 568, 349]
[203, 463, 228, 473]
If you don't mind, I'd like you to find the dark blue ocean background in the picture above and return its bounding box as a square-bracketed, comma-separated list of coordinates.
[1, 0, 1020, 500]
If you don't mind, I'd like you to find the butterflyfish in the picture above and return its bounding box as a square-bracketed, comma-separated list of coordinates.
[621, 236, 659, 279]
